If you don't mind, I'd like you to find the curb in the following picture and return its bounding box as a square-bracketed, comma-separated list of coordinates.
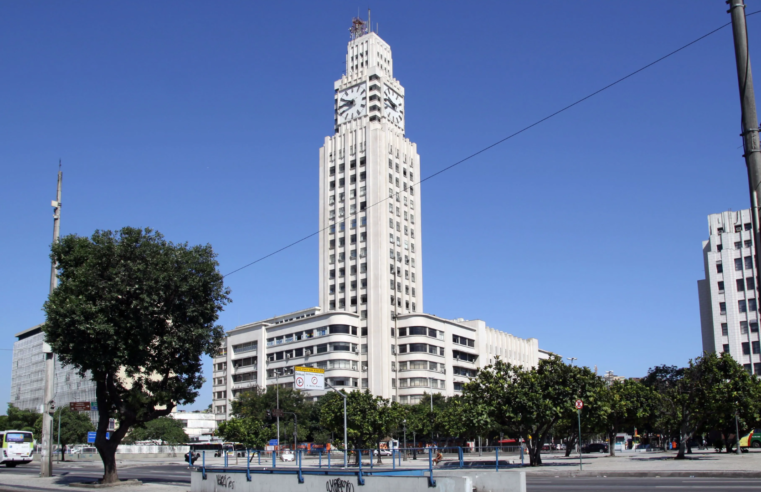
[526, 470, 761, 478]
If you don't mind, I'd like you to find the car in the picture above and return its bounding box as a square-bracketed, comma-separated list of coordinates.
[280, 449, 295, 462]
[740, 429, 761, 449]
[635, 444, 652, 452]
[373, 449, 393, 456]
[582, 443, 609, 453]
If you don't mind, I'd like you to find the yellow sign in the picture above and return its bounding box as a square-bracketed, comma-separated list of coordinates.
[294, 365, 325, 374]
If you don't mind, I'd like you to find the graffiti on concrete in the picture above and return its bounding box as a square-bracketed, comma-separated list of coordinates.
[216, 474, 235, 489]
[326, 477, 354, 492]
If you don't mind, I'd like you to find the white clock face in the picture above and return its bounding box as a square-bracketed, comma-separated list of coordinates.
[337, 83, 367, 124]
[384, 86, 404, 126]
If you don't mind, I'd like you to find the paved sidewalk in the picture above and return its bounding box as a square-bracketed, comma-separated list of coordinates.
[0, 475, 185, 492]
[521, 448, 761, 477]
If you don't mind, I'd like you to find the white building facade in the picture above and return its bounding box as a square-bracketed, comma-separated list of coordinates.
[698, 209, 761, 375]
[212, 18, 541, 420]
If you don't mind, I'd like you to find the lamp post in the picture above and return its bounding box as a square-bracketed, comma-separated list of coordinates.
[325, 380, 348, 468]
[402, 419, 407, 461]
[428, 381, 434, 446]
[567, 357, 577, 365]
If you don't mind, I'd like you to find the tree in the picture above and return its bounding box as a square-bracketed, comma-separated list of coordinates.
[1, 405, 40, 436]
[217, 418, 269, 451]
[464, 356, 603, 466]
[319, 390, 401, 464]
[595, 380, 657, 457]
[230, 386, 314, 444]
[123, 417, 189, 445]
[641, 353, 739, 459]
[43, 227, 230, 483]
[33, 408, 94, 460]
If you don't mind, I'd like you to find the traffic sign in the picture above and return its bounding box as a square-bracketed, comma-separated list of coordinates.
[70, 401, 91, 411]
[87, 431, 110, 443]
[575, 399, 584, 410]
[272, 409, 284, 418]
[294, 366, 325, 390]
[268, 439, 279, 446]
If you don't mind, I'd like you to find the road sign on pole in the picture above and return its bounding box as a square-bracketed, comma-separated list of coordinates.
[575, 399, 583, 471]
[70, 402, 91, 412]
[575, 400, 583, 410]
[294, 366, 325, 390]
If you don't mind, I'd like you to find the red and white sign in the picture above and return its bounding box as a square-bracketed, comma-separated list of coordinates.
[575, 399, 584, 410]
[294, 366, 325, 390]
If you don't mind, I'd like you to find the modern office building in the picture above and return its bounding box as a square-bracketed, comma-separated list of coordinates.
[698, 208, 761, 375]
[211, 18, 542, 420]
[10, 325, 100, 423]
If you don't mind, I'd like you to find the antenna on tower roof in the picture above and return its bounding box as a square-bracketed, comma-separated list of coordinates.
[368, 9, 371, 33]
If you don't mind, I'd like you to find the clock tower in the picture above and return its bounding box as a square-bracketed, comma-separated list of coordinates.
[318, 17, 423, 398]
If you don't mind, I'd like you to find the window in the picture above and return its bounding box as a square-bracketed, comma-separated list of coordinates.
[720, 302, 726, 314]
[746, 223, 753, 231]
[753, 341, 761, 354]
[736, 258, 744, 271]
[751, 298, 758, 311]
[722, 323, 729, 336]
[390, 233, 394, 244]
[741, 321, 749, 334]
[361, 262, 367, 273]
[330, 269, 335, 279]
[717, 262, 723, 273]
[738, 279, 746, 291]
[739, 300, 747, 313]
[718, 281, 725, 292]
[736, 242, 742, 249]
[360, 186, 366, 196]
[361, 216, 366, 226]
[723, 344, 730, 353]
[748, 277, 756, 290]
[743, 342, 751, 355]
[746, 240, 753, 248]
[736, 225, 743, 232]
[746, 256, 754, 270]
[751, 322, 759, 333]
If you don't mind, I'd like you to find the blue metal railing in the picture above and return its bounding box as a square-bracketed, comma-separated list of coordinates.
[197, 445, 518, 486]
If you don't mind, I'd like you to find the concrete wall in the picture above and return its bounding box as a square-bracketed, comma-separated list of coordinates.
[191, 470, 525, 492]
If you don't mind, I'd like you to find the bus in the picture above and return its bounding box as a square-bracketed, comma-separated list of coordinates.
[0, 431, 34, 467]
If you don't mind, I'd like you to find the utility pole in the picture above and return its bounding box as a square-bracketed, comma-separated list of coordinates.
[41, 163, 62, 477]
[730, 0, 761, 344]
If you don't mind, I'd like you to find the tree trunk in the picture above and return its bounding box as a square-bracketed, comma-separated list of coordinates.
[376, 442, 382, 464]
[609, 431, 616, 457]
[676, 425, 690, 460]
[61, 444, 66, 462]
[565, 433, 577, 457]
[99, 442, 119, 484]
[529, 444, 542, 466]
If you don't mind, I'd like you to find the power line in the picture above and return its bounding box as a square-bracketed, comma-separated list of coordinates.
[224, 13, 758, 278]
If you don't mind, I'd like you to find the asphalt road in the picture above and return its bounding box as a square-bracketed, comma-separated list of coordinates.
[527, 477, 761, 491]
[0, 461, 191, 488]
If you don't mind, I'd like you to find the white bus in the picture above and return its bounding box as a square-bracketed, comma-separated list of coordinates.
[0, 430, 34, 467]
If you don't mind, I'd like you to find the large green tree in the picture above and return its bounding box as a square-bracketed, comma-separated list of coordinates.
[1, 405, 40, 436]
[217, 417, 269, 451]
[33, 408, 94, 460]
[319, 390, 403, 464]
[123, 416, 189, 445]
[43, 227, 230, 483]
[464, 356, 603, 466]
[594, 380, 658, 456]
[641, 353, 744, 459]
[231, 386, 313, 445]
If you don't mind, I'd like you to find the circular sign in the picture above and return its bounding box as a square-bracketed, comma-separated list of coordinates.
[575, 399, 583, 410]
[295, 376, 304, 388]
[312, 376, 319, 385]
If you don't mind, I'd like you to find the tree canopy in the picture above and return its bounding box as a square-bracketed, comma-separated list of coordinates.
[123, 416, 189, 445]
[33, 408, 94, 460]
[0, 405, 41, 437]
[43, 227, 230, 482]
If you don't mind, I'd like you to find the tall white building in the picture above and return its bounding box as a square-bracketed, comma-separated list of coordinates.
[211, 18, 541, 420]
[698, 209, 761, 375]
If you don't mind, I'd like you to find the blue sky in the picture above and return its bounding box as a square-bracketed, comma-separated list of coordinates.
[1, 1, 758, 411]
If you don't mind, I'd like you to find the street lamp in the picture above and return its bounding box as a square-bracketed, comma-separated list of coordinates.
[402, 419, 407, 461]
[325, 380, 348, 468]
[567, 357, 577, 365]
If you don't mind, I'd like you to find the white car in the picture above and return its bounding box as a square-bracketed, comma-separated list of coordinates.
[280, 450, 295, 462]
[373, 449, 393, 456]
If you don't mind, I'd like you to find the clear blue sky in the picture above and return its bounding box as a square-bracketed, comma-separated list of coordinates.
[1, 1, 757, 411]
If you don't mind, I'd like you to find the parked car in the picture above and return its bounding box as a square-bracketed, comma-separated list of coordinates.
[373, 449, 393, 456]
[740, 429, 761, 449]
[634, 444, 652, 452]
[281, 449, 295, 462]
[582, 443, 609, 453]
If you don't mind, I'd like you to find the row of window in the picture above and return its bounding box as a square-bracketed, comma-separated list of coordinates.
[330, 280, 368, 294]
[396, 343, 444, 356]
[397, 360, 446, 373]
[721, 321, 760, 335]
[718, 299, 758, 314]
[329, 173, 366, 190]
[330, 233, 366, 248]
[232, 372, 256, 383]
[232, 356, 256, 369]
[452, 335, 476, 348]
[232, 341, 257, 354]
[389, 280, 417, 297]
[266, 342, 359, 362]
[397, 378, 445, 389]
[267, 326, 353, 346]
[716, 223, 753, 234]
[329, 203, 367, 219]
[723, 341, 761, 355]
[329, 159, 365, 176]
[390, 296, 416, 311]
[329, 249, 367, 263]
[329, 218, 367, 234]
[452, 366, 478, 377]
[718, 277, 756, 293]
[329, 263, 367, 278]
[716, 256, 755, 272]
[330, 297, 368, 309]
[391, 326, 445, 340]
[453, 350, 478, 363]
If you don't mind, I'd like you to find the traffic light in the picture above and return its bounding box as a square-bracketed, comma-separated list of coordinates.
[266, 410, 272, 420]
